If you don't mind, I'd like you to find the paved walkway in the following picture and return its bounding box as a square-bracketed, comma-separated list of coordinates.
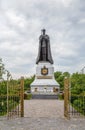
[24, 100, 64, 118]
[0, 99, 85, 130]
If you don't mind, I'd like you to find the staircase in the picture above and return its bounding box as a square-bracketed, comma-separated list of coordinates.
[32, 94, 58, 99]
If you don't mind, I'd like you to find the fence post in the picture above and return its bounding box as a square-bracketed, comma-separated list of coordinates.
[20, 77, 24, 117]
[7, 76, 9, 119]
[6, 71, 11, 119]
[64, 77, 70, 119]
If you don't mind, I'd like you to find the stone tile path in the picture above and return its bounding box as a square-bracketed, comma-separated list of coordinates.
[0, 99, 85, 130]
[24, 99, 64, 118]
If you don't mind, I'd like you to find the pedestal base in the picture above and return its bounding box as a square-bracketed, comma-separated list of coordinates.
[30, 62, 60, 95]
[31, 78, 59, 94]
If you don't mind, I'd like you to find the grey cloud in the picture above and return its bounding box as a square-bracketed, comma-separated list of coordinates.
[0, 0, 85, 78]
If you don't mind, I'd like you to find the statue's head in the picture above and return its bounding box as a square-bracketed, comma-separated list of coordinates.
[41, 29, 46, 35]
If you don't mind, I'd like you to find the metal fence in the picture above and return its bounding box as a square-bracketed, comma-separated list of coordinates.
[64, 77, 85, 119]
[69, 94, 85, 117]
[0, 76, 24, 119]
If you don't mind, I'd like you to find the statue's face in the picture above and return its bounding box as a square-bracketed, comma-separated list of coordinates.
[42, 29, 46, 35]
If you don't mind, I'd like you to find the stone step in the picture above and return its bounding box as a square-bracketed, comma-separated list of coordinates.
[32, 94, 58, 99]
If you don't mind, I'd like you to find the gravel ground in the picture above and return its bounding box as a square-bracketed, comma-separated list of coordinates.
[0, 99, 85, 130]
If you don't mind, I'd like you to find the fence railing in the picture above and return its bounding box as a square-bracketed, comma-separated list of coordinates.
[0, 77, 24, 119]
[64, 77, 85, 119]
[69, 95, 85, 117]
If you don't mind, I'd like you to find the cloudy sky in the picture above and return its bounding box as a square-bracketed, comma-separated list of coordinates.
[0, 0, 85, 78]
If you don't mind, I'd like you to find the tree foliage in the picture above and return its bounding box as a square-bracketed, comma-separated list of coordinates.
[24, 75, 35, 91]
[0, 58, 5, 79]
[54, 71, 70, 90]
[71, 72, 85, 95]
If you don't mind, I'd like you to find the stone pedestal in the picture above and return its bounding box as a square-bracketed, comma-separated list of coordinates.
[30, 62, 60, 94]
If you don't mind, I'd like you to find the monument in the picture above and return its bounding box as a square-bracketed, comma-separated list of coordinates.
[30, 29, 60, 96]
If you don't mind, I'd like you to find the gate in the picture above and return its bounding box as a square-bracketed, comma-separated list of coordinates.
[64, 77, 85, 119]
[0, 73, 24, 119]
[64, 77, 70, 119]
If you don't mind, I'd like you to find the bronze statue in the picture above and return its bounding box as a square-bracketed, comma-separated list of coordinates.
[36, 29, 53, 64]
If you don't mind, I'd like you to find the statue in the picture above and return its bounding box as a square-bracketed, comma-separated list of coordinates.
[36, 29, 53, 64]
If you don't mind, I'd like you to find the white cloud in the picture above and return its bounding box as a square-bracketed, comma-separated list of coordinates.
[61, 0, 73, 7]
[78, 18, 85, 24]
[6, 10, 27, 28]
[0, 0, 85, 78]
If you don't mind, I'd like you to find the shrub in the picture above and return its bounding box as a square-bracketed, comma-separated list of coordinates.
[24, 93, 32, 100]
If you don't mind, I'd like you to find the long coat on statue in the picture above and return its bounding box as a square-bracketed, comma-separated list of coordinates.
[36, 34, 53, 64]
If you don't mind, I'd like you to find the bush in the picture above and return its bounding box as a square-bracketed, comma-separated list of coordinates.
[58, 94, 64, 100]
[24, 93, 32, 100]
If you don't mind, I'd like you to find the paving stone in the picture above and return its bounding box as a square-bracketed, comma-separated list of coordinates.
[0, 100, 85, 130]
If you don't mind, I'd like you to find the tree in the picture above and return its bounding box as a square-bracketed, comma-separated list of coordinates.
[54, 71, 71, 91]
[24, 75, 35, 91]
[54, 71, 62, 79]
[71, 72, 85, 95]
[63, 72, 70, 78]
[0, 58, 5, 80]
